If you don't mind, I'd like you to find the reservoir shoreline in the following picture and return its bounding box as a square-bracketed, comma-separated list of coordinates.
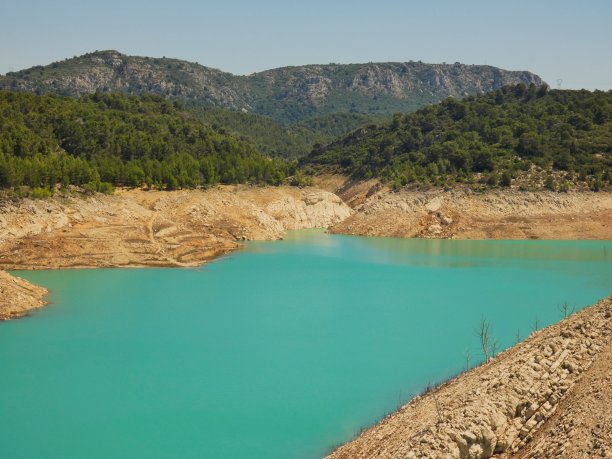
[327, 296, 612, 459]
[1, 184, 611, 457]
[1, 183, 610, 319]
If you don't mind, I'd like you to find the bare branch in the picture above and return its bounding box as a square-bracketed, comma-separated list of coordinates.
[476, 317, 491, 364]
[433, 394, 444, 424]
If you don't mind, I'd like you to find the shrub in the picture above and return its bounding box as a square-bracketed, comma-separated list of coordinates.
[500, 171, 512, 187]
[98, 182, 115, 194]
[30, 187, 53, 199]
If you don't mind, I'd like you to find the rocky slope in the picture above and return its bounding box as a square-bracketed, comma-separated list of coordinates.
[328, 297, 612, 459]
[0, 50, 542, 123]
[510, 336, 611, 459]
[0, 270, 48, 320]
[0, 186, 351, 318]
[329, 181, 612, 240]
[0, 186, 351, 270]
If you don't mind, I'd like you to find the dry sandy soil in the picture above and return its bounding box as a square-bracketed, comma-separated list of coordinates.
[1, 183, 610, 458]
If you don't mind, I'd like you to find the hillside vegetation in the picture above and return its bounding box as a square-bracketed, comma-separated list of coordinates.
[191, 108, 379, 159]
[304, 85, 611, 191]
[0, 51, 544, 163]
[0, 91, 292, 192]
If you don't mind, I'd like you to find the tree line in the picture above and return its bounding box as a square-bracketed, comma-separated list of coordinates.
[303, 85, 611, 191]
[0, 91, 294, 193]
[190, 107, 378, 159]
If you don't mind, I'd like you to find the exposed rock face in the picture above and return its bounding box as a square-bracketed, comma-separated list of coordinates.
[330, 184, 612, 240]
[0, 51, 543, 123]
[328, 297, 612, 459]
[1, 51, 241, 106]
[0, 186, 351, 319]
[510, 335, 612, 458]
[0, 186, 352, 271]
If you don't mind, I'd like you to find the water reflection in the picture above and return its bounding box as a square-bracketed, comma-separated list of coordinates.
[246, 230, 612, 271]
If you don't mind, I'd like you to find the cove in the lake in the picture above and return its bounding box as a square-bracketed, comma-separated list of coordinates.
[1, 231, 610, 459]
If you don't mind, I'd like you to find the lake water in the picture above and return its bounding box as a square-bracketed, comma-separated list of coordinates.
[1, 231, 610, 458]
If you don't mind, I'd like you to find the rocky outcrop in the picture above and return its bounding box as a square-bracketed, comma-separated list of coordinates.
[0, 51, 543, 123]
[510, 336, 612, 458]
[0, 271, 48, 320]
[328, 297, 612, 459]
[265, 188, 351, 230]
[0, 51, 242, 108]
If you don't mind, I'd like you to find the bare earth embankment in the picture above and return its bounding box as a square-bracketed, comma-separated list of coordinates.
[329, 297, 611, 459]
[0, 186, 351, 317]
[1, 184, 610, 457]
[0, 270, 48, 320]
[328, 180, 612, 240]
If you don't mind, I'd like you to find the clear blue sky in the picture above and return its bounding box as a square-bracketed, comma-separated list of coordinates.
[2, 0, 610, 90]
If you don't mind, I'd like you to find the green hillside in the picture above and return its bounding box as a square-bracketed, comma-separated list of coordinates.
[0, 91, 292, 192]
[303, 85, 611, 191]
[191, 108, 380, 159]
[0, 51, 546, 163]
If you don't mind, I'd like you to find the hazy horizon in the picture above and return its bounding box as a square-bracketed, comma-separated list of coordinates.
[1, 0, 611, 90]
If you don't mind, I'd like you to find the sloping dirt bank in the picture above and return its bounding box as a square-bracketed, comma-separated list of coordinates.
[329, 182, 612, 240]
[0, 186, 351, 318]
[328, 297, 611, 459]
[0, 270, 48, 320]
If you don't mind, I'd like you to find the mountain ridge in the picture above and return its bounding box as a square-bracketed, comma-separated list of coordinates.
[0, 50, 543, 124]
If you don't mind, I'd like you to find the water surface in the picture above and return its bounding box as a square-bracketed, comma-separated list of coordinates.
[1, 232, 610, 458]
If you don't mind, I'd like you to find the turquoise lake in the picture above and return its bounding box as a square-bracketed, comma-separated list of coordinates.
[1, 231, 611, 458]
